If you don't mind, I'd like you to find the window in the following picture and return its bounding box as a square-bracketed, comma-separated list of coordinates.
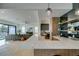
[0, 23, 16, 40]
[9, 26, 16, 35]
[21, 25, 26, 34]
[0, 24, 8, 39]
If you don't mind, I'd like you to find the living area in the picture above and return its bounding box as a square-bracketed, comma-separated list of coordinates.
[0, 3, 79, 56]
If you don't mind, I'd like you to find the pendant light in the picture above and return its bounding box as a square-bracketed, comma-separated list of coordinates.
[46, 3, 52, 16]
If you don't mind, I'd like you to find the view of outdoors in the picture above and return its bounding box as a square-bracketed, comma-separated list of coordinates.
[0, 24, 16, 40]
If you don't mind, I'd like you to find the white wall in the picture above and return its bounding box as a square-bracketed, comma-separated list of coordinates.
[32, 10, 41, 36]
[41, 19, 50, 24]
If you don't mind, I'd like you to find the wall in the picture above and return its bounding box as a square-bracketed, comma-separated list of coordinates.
[41, 19, 50, 24]
[33, 10, 41, 37]
[52, 17, 59, 35]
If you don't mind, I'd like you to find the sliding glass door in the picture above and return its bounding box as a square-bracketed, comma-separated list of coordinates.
[0, 24, 9, 46]
[0, 23, 16, 46]
[0, 24, 8, 40]
[0, 23, 16, 40]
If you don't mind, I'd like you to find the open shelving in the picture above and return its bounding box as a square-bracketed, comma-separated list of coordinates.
[59, 19, 79, 25]
[59, 16, 79, 38]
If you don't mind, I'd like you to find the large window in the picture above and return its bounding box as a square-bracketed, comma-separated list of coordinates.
[0, 24, 8, 40]
[0, 24, 9, 46]
[0, 23, 16, 46]
[0, 23, 16, 40]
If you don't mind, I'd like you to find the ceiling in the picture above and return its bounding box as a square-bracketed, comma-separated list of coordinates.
[0, 9, 37, 25]
[0, 3, 72, 9]
[0, 3, 73, 25]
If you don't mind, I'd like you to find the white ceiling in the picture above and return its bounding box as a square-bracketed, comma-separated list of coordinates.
[0, 3, 73, 25]
[38, 9, 72, 21]
[0, 9, 37, 25]
[0, 3, 72, 9]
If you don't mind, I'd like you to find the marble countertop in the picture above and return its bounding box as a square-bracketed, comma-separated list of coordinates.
[3, 35, 79, 49]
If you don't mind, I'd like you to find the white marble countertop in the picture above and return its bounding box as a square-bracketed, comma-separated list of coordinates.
[3, 35, 79, 49]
